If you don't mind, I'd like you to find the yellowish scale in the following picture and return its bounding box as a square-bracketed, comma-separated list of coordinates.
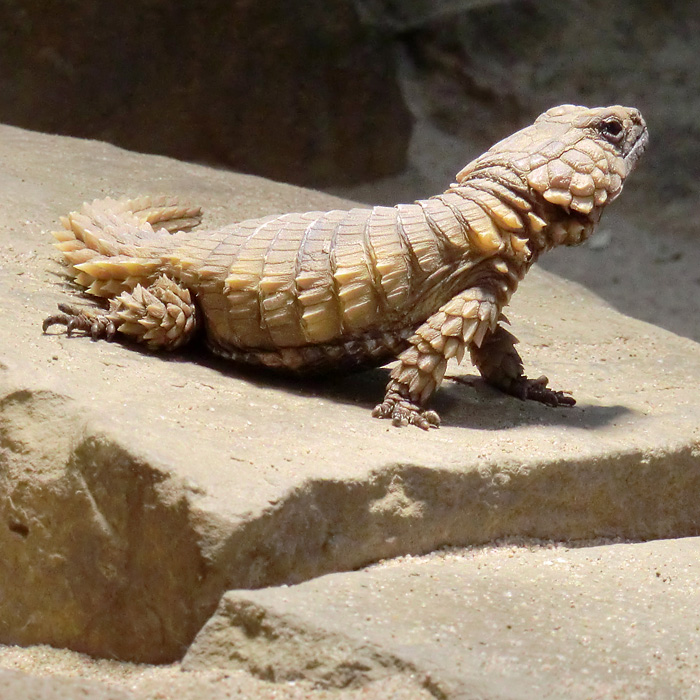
[332, 208, 379, 332]
[258, 213, 315, 347]
[224, 218, 281, 347]
[472, 191, 524, 232]
[395, 203, 441, 274]
[296, 210, 346, 343]
[417, 199, 469, 249]
[366, 206, 411, 312]
[449, 190, 504, 253]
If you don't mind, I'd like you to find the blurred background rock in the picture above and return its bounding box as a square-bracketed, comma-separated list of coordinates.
[2, 0, 698, 338]
[0, 0, 411, 186]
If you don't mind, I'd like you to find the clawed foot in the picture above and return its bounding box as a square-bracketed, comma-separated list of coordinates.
[510, 374, 576, 407]
[42, 303, 116, 341]
[372, 395, 441, 430]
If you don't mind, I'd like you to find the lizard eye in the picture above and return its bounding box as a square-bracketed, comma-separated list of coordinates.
[597, 118, 625, 144]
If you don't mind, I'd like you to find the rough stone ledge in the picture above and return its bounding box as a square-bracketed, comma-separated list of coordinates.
[183, 538, 700, 698]
[1, 123, 699, 664]
[183, 594, 432, 692]
[0, 669, 134, 700]
[0, 668, 131, 700]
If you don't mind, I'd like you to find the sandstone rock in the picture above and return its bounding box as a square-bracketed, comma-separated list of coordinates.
[1, 124, 699, 666]
[0, 644, 432, 700]
[0, 668, 131, 700]
[184, 538, 700, 698]
[0, 1, 410, 186]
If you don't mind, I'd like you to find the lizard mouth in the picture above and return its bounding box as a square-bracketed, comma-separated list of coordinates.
[624, 125, 649, 174]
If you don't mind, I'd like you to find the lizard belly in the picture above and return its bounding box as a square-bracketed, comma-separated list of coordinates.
[205, 325, 414, 374]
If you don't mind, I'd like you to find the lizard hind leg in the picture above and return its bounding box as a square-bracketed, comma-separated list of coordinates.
[470, 325, 575, 407]
[43, 275, 199, 351]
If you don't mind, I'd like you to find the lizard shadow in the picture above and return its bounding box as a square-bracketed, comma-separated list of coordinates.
[48, 326, 632, 432]
[185, 345, 633, 432]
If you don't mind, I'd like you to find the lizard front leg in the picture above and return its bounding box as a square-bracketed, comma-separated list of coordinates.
[43, 275, 198, 351]
[373, 287, 500, 429]
[469, 325, 575, 407]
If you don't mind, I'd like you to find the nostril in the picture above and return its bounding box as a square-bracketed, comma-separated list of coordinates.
[8, 521, 29, 538]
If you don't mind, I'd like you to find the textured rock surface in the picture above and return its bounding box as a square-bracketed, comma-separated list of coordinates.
[0, 645, 433, 700]
[0, 1, 410, 186]
[0, 668, 130, 700]
[4, 539, 700, 698]
[185, 538, 700, 698]
[1, 124, 700, 674]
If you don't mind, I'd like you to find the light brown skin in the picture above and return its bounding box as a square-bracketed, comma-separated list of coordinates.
[44, 105, 648, 428]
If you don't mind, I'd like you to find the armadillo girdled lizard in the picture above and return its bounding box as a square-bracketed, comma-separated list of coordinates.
[44, 104, 648, 428]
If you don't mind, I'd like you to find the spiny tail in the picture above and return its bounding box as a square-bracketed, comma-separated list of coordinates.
[51, 196, 203, 298]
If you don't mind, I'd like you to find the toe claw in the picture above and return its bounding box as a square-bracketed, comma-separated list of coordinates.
[373, 395, 441, 429]
[42, 315, 60, 333]
[423, 410, 441, 427]
[391, 413, 406, 428]
[514, 375, 576, 407]
[42, 303, 115, 341]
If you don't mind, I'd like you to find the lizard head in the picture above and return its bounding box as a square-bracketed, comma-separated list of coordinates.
[454, 104, 648, 248]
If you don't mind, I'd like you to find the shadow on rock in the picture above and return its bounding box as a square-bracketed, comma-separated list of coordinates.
[188, 347, 633, 432]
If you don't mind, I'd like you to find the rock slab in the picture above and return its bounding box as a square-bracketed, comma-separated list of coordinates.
[185, 538, 700, 699]
[0, 668, 130, 700]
